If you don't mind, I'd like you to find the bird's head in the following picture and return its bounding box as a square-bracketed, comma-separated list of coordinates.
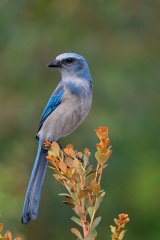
[47, 53, 92, 81]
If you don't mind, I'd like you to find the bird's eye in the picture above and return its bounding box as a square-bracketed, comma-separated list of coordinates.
[65, 58, 74, 64]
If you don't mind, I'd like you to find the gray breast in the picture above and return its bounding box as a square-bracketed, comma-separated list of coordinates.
[38, 84, 92, 142]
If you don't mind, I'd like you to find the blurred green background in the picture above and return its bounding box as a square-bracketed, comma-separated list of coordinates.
[0, 0, 160, 239]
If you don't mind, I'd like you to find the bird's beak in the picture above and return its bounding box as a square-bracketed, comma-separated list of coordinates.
[47, 60, 61, 68]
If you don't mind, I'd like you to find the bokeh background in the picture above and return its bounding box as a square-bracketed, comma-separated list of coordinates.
[0, 0, 160, 239]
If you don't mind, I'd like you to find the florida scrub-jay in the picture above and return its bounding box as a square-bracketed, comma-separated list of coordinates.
[21, 53, 92, 224]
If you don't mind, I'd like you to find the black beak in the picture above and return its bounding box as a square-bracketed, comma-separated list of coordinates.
[47, 60, 61, 68]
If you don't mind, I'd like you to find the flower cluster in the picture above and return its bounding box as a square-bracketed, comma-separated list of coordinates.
[0, 223, 21, 240]
[44, 126, 112, 240]
[110, 214, 130, 240]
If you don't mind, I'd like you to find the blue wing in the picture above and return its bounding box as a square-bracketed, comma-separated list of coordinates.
[37, 85, 64, 133]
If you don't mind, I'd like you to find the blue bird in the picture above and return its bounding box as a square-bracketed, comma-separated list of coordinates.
[21, 53, 92, 224]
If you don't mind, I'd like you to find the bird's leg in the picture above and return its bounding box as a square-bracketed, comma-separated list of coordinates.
[57, 141, 68, 158]
[57, 141, 64, 150]
[76, 154, 84, 164]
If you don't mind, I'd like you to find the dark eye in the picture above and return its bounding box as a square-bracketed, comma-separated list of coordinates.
[65, 58, 74, 64]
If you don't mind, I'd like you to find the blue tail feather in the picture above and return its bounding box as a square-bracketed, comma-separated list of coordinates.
[21, 139, 48, 224]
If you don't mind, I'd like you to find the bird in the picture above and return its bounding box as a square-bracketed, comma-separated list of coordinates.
[21, 53, 92, 224]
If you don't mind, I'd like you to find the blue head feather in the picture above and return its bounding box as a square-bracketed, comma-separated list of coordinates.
[55, 53, 92, 81]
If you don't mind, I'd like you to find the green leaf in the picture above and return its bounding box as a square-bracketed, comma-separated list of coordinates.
[71, 216, 82, 227]
[99, 190, 105, 193]
[95, 192, 105, 210]
[90, 229, 97, 237]
[53, 173, 67, 181]
[72, 193, 77, 201]
[84, 232, 95, 240]
[81, 197, 85, 209]
[48, 149, 54, 155]
[53, 174, 63, 184]
[76, 183, 81, 195]
[103, 164, 109, 169]
[119, 230, 127, 240]
[90, 217, 101, 231]
[114, 218, 119, 226]
[86, 165, 93, 174]
[110, 225, 116, 234]
[51, 141, 60, 156]
[84, 173, 96, 187]
[58, 193, 71, 197]
[59, 193, 75, 203]
[59, 149, 64, 160]
[88, 207, 94, 219]
[95, 151, 100, 162]
[71, 228, 83, 240]
[99, 153, 109, 165]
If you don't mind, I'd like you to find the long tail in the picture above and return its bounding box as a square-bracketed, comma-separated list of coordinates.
[21, 139, 48, 224]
